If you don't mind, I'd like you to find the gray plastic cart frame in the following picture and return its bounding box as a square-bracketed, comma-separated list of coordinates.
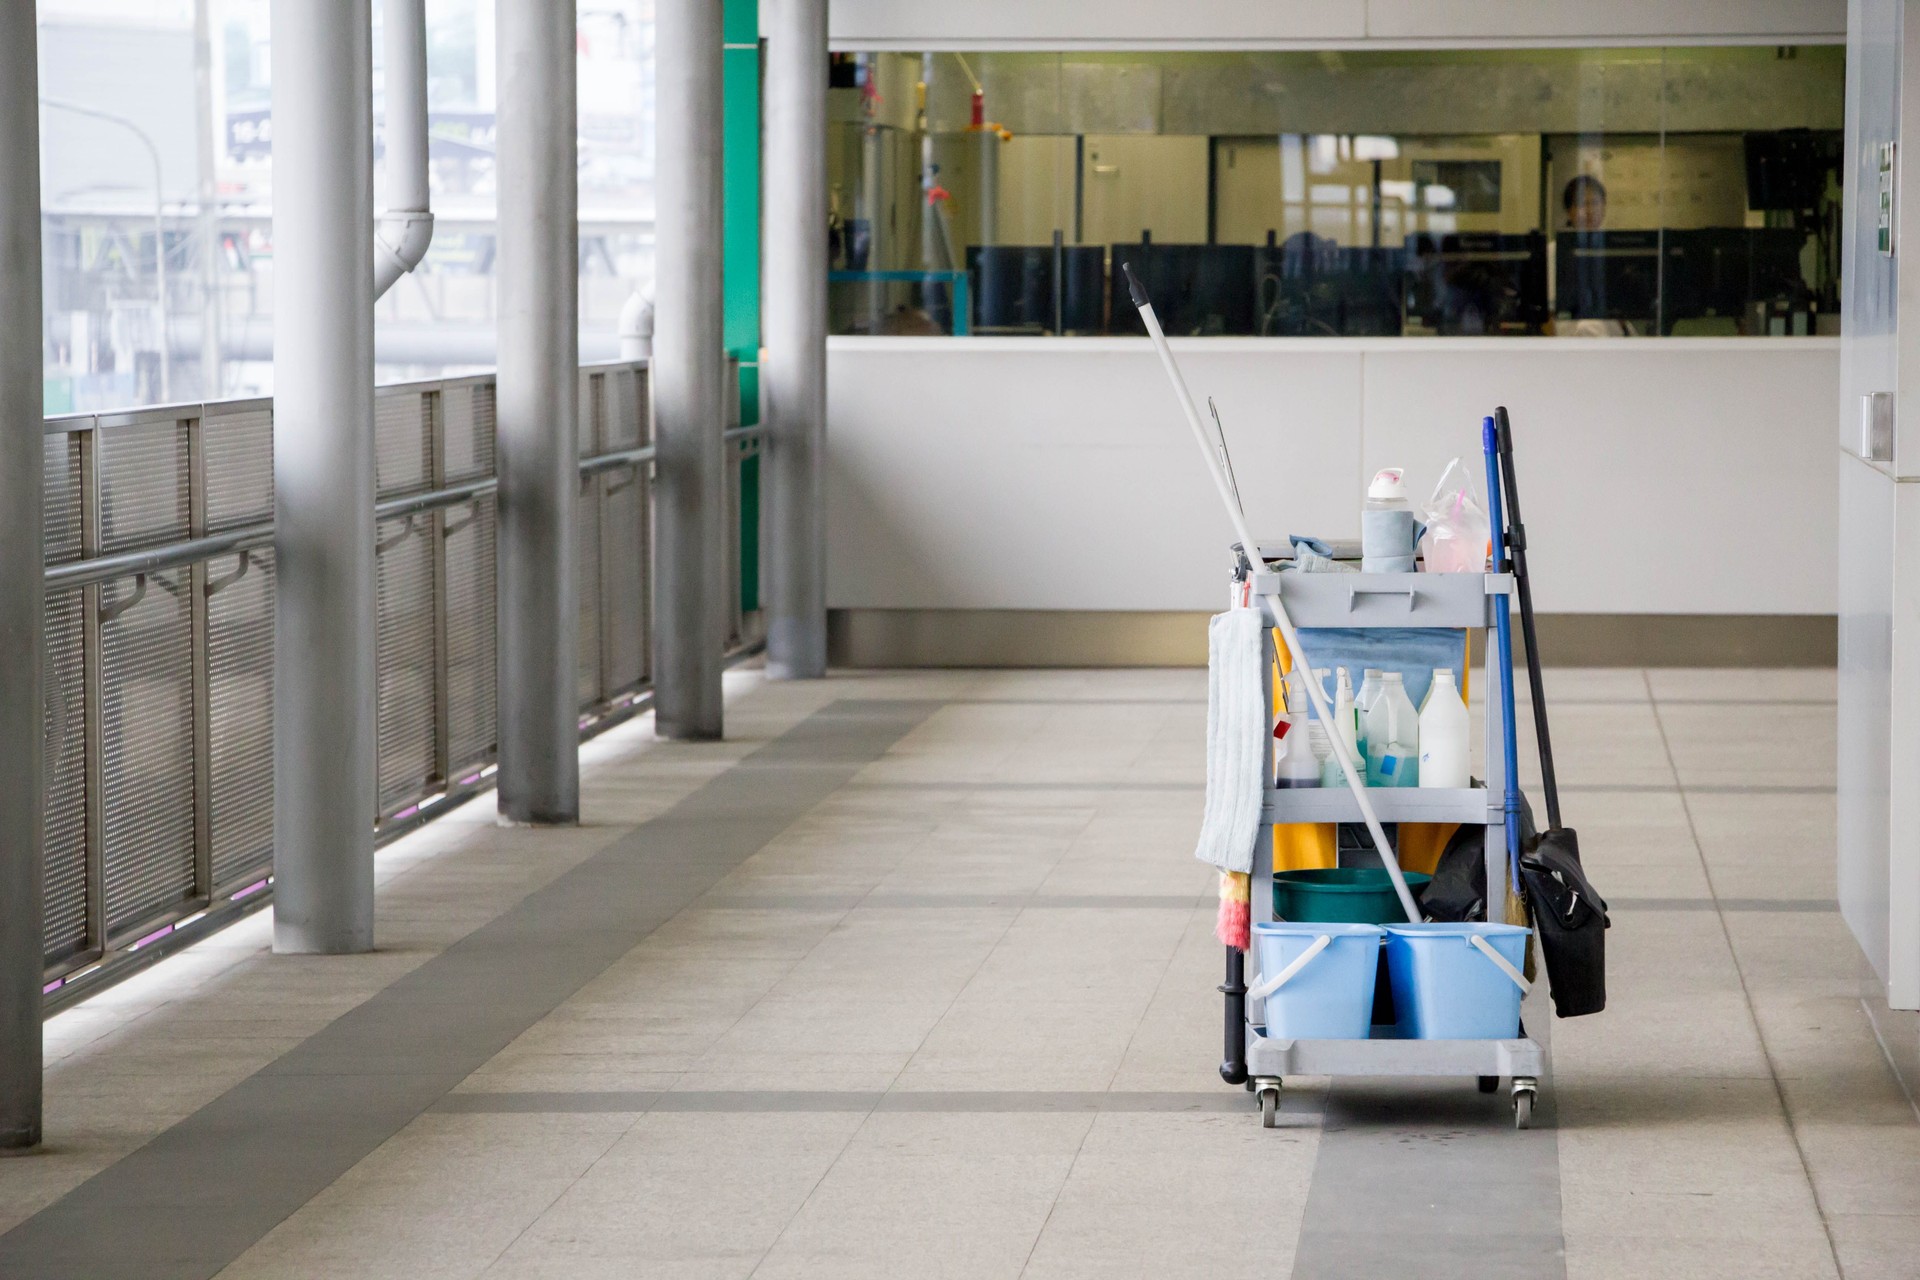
[1238, 567, 1544, 1129]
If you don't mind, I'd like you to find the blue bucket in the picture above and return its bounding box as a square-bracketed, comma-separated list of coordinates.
[1251, 922, 1385, 1039]
[1384, 922, 1531, 1039]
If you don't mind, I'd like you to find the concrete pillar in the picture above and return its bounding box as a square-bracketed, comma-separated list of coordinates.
[494, 0, 580, 823]
[762, 0, 828, 679]
[653, 0, 728, 740]
[271, 0, 376, 954]
[0, 0, 45, 1151]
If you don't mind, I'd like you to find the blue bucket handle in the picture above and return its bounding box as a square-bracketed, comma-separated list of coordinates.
[1469, 933, 1531, 994]
[1248, 933, 1333, 1002]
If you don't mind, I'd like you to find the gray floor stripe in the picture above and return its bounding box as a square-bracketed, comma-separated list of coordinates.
[1614, 896, 1837, 913]
[437, 1089, 1248, 1115]
[1289, 991, 1564, 1280]
[0, 699, 931, 1280]
[704, 891, 1208, 911]
[1561, 782, 1835, 795]
[848, 780, 1202, 792]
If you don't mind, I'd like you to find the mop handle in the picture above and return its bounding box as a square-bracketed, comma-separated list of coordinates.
[1122, 263, 1421, 926]
[1483, 418, 1523, 887]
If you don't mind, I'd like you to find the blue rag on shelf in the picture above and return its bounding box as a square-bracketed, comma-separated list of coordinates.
[1293, 627, 1468, 710]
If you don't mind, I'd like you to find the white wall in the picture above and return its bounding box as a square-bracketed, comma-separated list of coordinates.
[825, 0, 1845, 48]
[826, 336, 1839, 616]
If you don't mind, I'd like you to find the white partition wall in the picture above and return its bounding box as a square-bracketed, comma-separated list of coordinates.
[824, 0, 1845, 47]
[827, 335, 1839, 618]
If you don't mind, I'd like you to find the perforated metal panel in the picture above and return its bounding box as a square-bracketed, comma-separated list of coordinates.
[43, 588, 89, 966]
[376, 519, 437, 815]
[203, 405, 275, 532]
[576, 475, 603, 708]
[579, 371, 603, 458]
[600, 472, 647, 696]
[44, 434, 83, 565]
[99, 420, 188, 552]
[208, 550, 275, 888]
[376, 390, 433, 498]
[605, 367, 644, 450]
[445, 499, 496, 775]
[443, 382, 496, 483]
[100, 572, 196, 938]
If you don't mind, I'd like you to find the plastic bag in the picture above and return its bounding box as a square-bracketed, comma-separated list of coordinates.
[1419, 458, 1490, 574]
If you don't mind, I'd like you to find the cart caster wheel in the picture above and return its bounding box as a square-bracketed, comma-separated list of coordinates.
[1478, 1075, 1500, 1094]
[1512, 1079, 1538, 1130]
[1254, 1078, 1282, 1128]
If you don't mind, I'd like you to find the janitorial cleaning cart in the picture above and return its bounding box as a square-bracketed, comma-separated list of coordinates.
[1115, 264, 1602, 1133]
[1230, 562, 1543, 1129]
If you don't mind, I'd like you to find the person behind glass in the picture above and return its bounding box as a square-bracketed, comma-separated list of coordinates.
[1553, 173, 1634, 336]
[1563, 173, 1607, 232]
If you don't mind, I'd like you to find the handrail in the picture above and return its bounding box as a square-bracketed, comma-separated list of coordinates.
[579, 444, 657, 476]
[723, 424, 769, 444]
[44, 523, 275, 589]
[375, 476, 498, 521]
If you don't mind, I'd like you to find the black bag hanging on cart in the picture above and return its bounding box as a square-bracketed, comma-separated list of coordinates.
[1519, 834, 1608, 1017]
[1496, 406, 1609, 1016]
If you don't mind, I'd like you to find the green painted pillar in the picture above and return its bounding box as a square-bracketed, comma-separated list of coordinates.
[723, 0, 761, 615]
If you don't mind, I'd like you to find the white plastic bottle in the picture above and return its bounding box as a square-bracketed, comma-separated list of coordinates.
[1367, 672, 1420, 787]
[1417, 667, 1470, 789]
[1362, 468, 1418, 572]
[1321, 667, 1359, 787]
[1354, 668, 1384, 764]
[1275, 673, 1323, 789]
[1308, 668, 1333, 764]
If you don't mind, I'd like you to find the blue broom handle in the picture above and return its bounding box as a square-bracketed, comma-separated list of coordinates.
[1483, 417, 1522, 887]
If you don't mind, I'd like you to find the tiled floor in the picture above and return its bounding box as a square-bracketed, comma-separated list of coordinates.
[0, 664, 1914, 1279]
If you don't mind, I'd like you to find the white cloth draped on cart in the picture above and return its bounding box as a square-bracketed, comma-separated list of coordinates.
[1195, 607, 1267, 874]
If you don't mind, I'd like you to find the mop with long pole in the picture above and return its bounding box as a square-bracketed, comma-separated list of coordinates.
[1121, 263, 1421, 927]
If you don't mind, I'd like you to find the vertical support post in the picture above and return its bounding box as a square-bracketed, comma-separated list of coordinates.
[762, 0, 828, 679]
[494, 0, 580, 823]
[187, 411, 213, 902]
[271, 0, 377, 954]
[722, 0, 761, 631]
[0, 0, 45, 1150]
[654, 0, 727, 740]
[193, 0, 223, 399]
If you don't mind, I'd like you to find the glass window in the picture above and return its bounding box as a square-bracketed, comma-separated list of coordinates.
[825, 47, 1845, 338]
[39, 0, 657, 415]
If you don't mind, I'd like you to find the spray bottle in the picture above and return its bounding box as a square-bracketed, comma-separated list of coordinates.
[1275, 672, 1323, 789]
[1321, 667, 1359, 787]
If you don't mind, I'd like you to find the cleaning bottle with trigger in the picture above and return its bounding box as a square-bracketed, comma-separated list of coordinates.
[1321, 666, 1360, 787]
[1274, 671, 1323, 789]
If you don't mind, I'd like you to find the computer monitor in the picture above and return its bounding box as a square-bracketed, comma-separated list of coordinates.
[1403, 232, 1548, 335]
[968, 246, 1051, 334]
[1109, 242, 1257, 337]
[1554, 230, 1662, 323]
[1660, 227, 1812, 327]
[1743, 130, 1842, 212]
[1254, 233, 1403, 337]
[967, 244, 1109, 334]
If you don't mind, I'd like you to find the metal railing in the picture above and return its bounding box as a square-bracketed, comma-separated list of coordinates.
[38, 359, 764, 1003]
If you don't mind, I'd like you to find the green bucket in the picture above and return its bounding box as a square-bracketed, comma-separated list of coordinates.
[1273, 868, 1433, 924]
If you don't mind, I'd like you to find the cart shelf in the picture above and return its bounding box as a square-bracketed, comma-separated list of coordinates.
[1261, 786, 1491, 826]
[1246, 1030, 1543, 1080]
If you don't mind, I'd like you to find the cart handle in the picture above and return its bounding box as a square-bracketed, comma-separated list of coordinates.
[1248, 933, 1332, 1002]
[1346, 584, 1418, 612]
[1470, 934, 1531, 994]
